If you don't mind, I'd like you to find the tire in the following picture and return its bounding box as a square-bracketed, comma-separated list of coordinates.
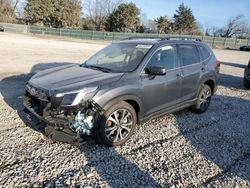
[193, 84, 212, 113]
[96, 101, 137, 147]
[244, 77, 250, 89]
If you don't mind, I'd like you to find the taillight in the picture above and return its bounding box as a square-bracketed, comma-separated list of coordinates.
[216, 60, 221, 72]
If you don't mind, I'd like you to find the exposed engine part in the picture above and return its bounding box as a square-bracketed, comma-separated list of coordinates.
[69, 110, 94, 135]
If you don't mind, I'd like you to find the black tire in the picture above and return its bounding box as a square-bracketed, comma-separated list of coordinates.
[244, 77, 250, 89]
[96, 101, 137, 147]
[193, 84, 212, 113]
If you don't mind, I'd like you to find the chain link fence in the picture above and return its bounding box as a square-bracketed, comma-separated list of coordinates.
[1, 22, 249, 49]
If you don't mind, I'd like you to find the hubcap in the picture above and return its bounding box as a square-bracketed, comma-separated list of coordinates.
[105, 109, 133, 142]
[199, 89, 211, 111]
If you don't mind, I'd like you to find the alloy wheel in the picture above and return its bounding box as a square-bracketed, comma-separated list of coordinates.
[199, 89, 211, 111]
[105, 109, 133, 143]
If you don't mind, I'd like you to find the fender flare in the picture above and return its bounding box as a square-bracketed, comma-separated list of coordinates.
[100, 94, 143, 118]
[197, 77, 216, 97]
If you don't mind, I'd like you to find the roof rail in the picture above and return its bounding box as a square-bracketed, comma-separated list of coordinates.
[122, 36, 161, 40]
[161, 36, 202, 42]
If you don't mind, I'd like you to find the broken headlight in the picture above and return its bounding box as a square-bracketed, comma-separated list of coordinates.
[56, 87, 98, 106]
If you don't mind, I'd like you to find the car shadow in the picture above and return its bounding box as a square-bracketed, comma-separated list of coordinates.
[175, 94, 250, 184]
[0, 62, 75, 132]
[0, 62, 162, 187]
[219, 61, 249, 90]
[219, 73, 245, 89]
[40, 142, 162, 187]
[221, 61, 246, 69]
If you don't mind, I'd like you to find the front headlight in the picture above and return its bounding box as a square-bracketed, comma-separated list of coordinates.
[56, 87, 98, 106]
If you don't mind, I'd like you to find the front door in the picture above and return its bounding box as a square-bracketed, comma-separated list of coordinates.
[141, 44, 182, 116]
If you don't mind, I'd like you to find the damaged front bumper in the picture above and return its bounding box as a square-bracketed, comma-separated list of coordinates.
[23, 91, 103, 143]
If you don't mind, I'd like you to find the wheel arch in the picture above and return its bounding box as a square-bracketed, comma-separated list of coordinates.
[203, 79, 215, 94]
[101, 95, 143, 123]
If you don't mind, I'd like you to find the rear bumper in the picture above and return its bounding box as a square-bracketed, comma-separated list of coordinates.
[213, 74, 220, 94]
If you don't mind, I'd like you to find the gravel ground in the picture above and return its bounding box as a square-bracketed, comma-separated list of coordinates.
[0, 32, 250, 187]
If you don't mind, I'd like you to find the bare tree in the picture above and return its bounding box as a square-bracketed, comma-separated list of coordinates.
[84, 0, 123, 31]
[236, 23, 250, 39]
[140, 12, 148, 26]
[13, 0, 19, 11]
[147, 19, 157, 33]
[0, 0, 19, 22]
[205, 15, 249, 38]
[205, 24, 220, 36]
[221, 15, 246, 37]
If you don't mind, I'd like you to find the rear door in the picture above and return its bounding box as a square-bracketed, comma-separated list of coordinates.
[178, 44, 202, 102]
[141, 44, 182, 116]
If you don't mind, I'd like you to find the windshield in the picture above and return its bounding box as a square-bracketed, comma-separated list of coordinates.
[83, 43, 152, 73]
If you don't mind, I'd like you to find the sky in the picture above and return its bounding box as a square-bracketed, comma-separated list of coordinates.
[127, 0, 250, 28]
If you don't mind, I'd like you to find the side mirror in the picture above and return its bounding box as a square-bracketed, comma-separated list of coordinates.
[145, 66, 166, 76]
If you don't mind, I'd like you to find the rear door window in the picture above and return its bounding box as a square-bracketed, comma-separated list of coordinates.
[178, 44, 200, 66]
[197, 45, 211, 61]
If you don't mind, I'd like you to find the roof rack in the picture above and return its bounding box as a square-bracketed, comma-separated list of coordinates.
[161, 36, 202, 42]
[122, 36, 161, 40]
[121, 36, 202, 42]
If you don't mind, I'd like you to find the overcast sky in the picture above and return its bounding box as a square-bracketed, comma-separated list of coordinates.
[127, 0, 250, 28]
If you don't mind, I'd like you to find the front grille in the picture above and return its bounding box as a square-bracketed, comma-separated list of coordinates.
[24, 92, 49, 117]
[26, 84, 48, 101]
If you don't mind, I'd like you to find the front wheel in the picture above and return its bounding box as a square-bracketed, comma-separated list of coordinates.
[193, 84, 212, 113]
[96, 101, 137, 147]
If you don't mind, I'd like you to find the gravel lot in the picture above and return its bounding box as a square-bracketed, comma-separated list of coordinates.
[0, 32, 250, 187]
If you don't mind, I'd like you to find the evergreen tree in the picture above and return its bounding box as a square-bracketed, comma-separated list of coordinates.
[173, 3, 200, 35]
[155, 16, 170, 34]
[24, 0, 82, 28]
[53, 0, 82, 28]
[24, 0, 55, 26]
[107, 3, 140, 32]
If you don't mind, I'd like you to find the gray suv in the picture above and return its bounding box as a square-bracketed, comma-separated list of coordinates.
[23, 37, 220, 146]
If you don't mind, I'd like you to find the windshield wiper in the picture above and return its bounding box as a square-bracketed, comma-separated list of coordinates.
[87, 65, 114, 73]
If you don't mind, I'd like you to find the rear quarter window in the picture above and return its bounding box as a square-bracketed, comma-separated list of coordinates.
[197, 45, 211, 61]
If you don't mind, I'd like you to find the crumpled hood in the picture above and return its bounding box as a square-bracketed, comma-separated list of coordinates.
[29, 64, 123, 94]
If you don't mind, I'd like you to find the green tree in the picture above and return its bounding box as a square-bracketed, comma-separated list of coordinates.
[24, 0, 82, 28]
[173, 3, 200, 35]
[53, 0, 82, 28]
[24, 0, 55, 26]
[155, 16, 170, 34]
[107, 3, 140, 32]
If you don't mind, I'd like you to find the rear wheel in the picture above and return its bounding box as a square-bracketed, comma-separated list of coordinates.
[193, 84, 212, 113]
[96, 101, 137, 146]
